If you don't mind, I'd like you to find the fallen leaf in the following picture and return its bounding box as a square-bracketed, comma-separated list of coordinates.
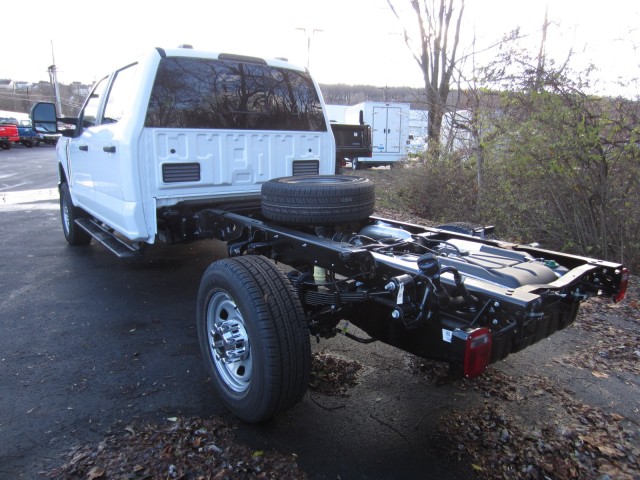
[597, 445, 625, 458]
[87, 466, 105, 479]
[591, 371, 609, 378]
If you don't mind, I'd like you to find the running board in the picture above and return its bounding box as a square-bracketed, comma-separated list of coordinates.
[75, 218, 143, 259]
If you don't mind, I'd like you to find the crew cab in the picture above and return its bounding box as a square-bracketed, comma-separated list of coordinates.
[31, 46, 629, 423]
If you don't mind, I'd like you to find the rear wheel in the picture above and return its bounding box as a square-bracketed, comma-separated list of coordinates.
[197, 256, 311, 422]
[60, 183, 91, 245]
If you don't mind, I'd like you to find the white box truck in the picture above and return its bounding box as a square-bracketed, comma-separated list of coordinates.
[344, 101, 411, 169]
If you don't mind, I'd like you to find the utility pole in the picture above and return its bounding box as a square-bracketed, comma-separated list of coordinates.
[48, 41, 63, 116]
[295, 27, 324, 70]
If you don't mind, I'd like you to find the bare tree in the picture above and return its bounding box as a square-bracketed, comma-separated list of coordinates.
[387, 0, 465, 156]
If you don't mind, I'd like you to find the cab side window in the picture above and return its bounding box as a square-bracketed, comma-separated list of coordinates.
[81, 77, 108, 129]
[103, 63, 139, 124]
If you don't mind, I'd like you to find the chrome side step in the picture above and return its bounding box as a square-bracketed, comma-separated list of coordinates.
[75, 218, 143, 259]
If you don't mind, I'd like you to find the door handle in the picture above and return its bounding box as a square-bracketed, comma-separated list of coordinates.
[103, 146, 116, 153]
[79, 145, 88, 152]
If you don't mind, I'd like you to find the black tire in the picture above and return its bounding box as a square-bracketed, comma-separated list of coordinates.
[351, 158, 360, 170]
[60, 183, 92, 245]
[261, 175, 375, 225]
[197, 256, 311, 422]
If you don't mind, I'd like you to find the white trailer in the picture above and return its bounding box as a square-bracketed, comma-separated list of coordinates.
[344, 101, 411, 169]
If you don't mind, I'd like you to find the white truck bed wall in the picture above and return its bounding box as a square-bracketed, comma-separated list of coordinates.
[139, 129, 331, 240]
[145, 129, 328, 201]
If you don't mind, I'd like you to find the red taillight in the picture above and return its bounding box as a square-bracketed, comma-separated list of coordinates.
[464, 328, 492, 378]
[614, 268, 630, 303]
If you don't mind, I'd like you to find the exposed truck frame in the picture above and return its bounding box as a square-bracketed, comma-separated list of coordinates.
[187, 196, 628, 371]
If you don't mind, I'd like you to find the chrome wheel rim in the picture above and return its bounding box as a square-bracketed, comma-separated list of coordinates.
[62, 201, 71, 235]
[206, 291, 252, 393]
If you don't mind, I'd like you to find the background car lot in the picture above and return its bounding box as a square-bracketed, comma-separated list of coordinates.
[1, 146, 638, 479]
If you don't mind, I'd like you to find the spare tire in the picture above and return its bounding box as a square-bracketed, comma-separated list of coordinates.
[261, 175, 375, 225]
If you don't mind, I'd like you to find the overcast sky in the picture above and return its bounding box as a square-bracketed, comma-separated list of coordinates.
[3, 0, 639, 96]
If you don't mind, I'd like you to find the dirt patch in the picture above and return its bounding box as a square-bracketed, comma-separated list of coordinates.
[309, 351, 363, 397]
[44, 417, 307, 480]
[437, 369, 640, 480]
[561, 281, 640, 377]
[45, 353, 364, 480]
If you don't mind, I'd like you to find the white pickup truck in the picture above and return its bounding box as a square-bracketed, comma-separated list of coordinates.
[32, 46, 628, 423]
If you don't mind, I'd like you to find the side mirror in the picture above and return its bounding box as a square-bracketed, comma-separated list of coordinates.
[30, 102, 58, 134]
[31, 102, 79, 137]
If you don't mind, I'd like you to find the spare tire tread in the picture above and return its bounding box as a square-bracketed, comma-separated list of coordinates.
[261, 175, 375, 225]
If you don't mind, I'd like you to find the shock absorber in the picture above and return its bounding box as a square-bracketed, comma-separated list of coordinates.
[417, 254, 479, 309]
[417, 253, 451, 307]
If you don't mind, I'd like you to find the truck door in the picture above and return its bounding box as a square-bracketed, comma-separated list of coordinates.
[371, 106, 402, 154]
[68, 63, 145, 239]
[384, 107, 402, 153]
[67, 76, 110, 209]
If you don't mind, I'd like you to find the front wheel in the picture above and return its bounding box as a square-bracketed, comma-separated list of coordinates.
[60, 183, 91, 245]
[197, 256, 311, 422]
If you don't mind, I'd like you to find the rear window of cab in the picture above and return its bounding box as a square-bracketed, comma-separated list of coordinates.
[145, 57, 327, 132]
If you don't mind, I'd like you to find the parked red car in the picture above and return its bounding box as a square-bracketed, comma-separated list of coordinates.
[0, 118, 20, 150]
